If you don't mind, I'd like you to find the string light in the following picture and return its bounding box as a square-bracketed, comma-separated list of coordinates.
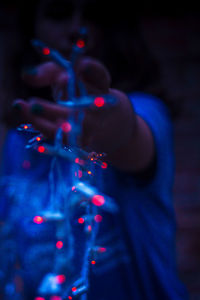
[33, 216, 44, 224]
[87, 225, 92, 232]
[75, 157, 79, 163]
[37, 146, 45, 153]
[17, 35, 119, 300]
[92, 195, 105, 206]
[17, 123, 40, 133]
[98, 247, 106, 253]
[94, 97, 105, 107]
[72, 285, 88, 296]
[55, 275, 66, 284]
[56, 241, 63, 249]
[74, 158, 85, 166]
[76, 40, 85, 48]
[61, 122, 72, 133]
[101, 162, 108, 169]
[78, 217, 85, 224]
[94, 214, 103, 222]
[42, 47, 50, 55]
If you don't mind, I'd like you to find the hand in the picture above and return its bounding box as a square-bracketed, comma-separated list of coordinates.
[13, 57, 136, 155]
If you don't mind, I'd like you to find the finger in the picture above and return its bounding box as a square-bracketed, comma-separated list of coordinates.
[29, 98, 70, 121]
[13, 98, 70, 122]
[22, 62, 69, 87]
[12, 99, 31, 123]
[12, 99, 68, 142]
[30, 116, 62, 141]
[76, 57, 111, 93]
[22, 58, 111, 99]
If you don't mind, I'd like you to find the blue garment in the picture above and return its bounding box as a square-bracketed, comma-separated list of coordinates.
[0, 93, 188, 300]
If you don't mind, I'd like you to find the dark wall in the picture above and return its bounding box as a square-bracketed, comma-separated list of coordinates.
[141, 16, 200, 299]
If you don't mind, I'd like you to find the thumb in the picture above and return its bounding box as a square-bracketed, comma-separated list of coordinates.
[76, 57, 111, 93]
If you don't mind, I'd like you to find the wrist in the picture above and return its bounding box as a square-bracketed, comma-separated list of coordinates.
[105, 91, 137, 160]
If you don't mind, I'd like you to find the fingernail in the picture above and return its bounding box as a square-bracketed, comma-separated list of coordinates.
[22, 66, 38, 76]
[12, 102, 22, 111]
[31, 103, 44, 115]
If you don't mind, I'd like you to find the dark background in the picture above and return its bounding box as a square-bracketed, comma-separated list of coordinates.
[0, 3, 200, 299]
[140, 16, 200, 299]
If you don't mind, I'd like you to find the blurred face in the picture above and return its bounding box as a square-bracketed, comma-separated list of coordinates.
[34, 0, 104, 59]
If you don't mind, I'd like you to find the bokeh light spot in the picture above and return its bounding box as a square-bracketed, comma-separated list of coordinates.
[43, 47, 50, 55]
[94, 97, 105, 107]
[92, 195, 105, 206]
[33, 216, 44, 224]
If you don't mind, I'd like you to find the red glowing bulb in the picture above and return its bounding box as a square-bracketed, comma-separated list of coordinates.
[74, 158, 84, 166]
[36, 136, 41, 141]
[94, 97, 105, 107]
[99, 247, 107, 253]
[56, 241, 63, 249]
[35, 297, 45, 300]
[76, 40, 85, 48]
[24, 125, 28, 129]
[72, 287, 77, 292]
[33, 216, 44, 224]
[87, 225, 92, 232]
[94, 214, 103, 222]
[55, 274, 66, 284]
[92, 195, 105, 206]
[43, 47, 50, 55]
[101, 162, 108, 169]
[68, 297, 72, 300]
[61, 122, 71, 133]
[78, 217, 85, 224]
[78, 170, 82, 178]
[37, 146, 45, 153]
[75, 157, 79, 163]
[91, 260, 96, 265]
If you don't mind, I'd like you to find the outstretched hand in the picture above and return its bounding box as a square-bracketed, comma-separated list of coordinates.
[13, 57, 135, 155]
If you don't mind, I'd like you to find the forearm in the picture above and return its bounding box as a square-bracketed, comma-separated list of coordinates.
[106, 106, 155, 173]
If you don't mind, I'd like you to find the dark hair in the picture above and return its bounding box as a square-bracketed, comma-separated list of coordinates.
[12, 0, 179, 118]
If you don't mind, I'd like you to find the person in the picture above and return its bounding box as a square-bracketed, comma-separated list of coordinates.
[0, 0, 188, 299]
